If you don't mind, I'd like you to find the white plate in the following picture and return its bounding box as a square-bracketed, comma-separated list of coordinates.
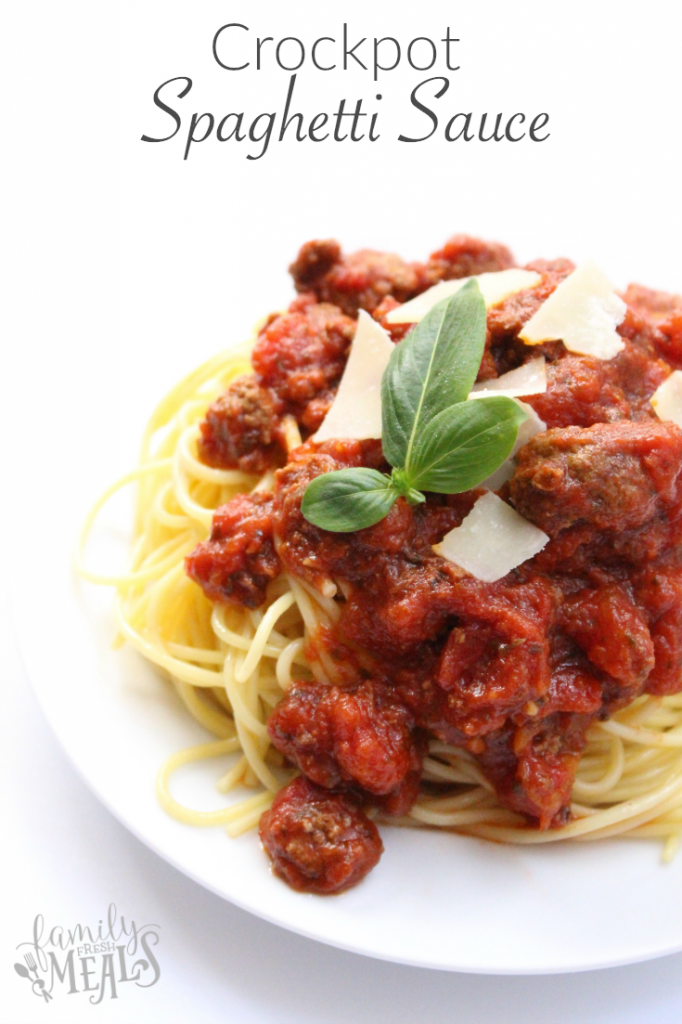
[12, 472, 682, 975]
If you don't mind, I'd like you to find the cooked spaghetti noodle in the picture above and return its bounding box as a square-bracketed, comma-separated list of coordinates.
[78, 337, 682, 860]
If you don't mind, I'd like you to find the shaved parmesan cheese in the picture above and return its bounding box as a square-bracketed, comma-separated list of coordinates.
[314, 310, 394, 443]
[434, 491, 549, 583]
[385, 269, 541, 324]
[511, 401, 547, 452]
[651, 371, 682, 427]
[519, 261, 626, 359]
[469, 357, 547, 400]
[479, 461, 515, 491]
[480, 401, 547, 491]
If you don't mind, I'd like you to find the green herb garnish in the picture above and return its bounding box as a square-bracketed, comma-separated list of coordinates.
[301, 281, 528, 532]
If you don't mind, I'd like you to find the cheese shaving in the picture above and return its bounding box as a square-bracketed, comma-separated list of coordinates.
[385, 269, 541, 324]
[480, 401, 546, 491]
[651, 371, 682, 428]
[519, 262, 626, 359]
[469, 357, 547, 400]
[314, 310, 394, 442]
[434, 492, 549, 583]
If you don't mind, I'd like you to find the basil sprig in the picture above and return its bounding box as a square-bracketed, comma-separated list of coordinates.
[301, 281, 528, 532]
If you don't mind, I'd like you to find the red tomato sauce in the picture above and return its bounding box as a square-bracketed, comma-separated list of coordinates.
[186, 235, 682, 893]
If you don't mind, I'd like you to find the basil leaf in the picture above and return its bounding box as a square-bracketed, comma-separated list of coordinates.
[408, 396, 528, 493]
[381, 280, 487, 474]
[301, 468, 398, 532]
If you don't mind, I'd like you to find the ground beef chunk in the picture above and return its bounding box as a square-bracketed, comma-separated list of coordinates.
[559, 583, 655, 687]
[614, 330, 671, 398]
[288, 240, 342, 290]
[648, 302, 682, 370]
[259, 777, 383, 894]
[197, 298, 355, 474]
[647, 605, 682, 695]
[252, 301, 355, 432]
[185, 492, 280, 608]
[658, 314, 682, 368]
[623, 283, 682, 323]
[273, 437, 405, 589]
[289, 239, 426, 316]
[526, 342, 669, 429]
[509, 421, 682, 536]
[267, 680, 422, 807]
[479, 713, 592, 829]
[423, 234, 515, 286]
[432, 617, 551, 737]
[633, 559, 682, 695]
[541, 637, 603, 718]
[526, 354, 631, 428]
[393, 576, 556, 743]
[531, 511, 682, 579]
[198, 377, 282, 474]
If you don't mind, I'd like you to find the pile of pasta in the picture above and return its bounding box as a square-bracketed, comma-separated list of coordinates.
[78, 342, 682, 859]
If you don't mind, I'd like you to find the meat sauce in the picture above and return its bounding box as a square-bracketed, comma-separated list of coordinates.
[186, 235, 682, 893]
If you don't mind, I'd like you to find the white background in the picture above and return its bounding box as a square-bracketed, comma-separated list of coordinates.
[2, 1, 682, 1020]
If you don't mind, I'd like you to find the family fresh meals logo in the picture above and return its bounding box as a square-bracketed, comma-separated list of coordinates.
[13, 904, 161, 1006]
